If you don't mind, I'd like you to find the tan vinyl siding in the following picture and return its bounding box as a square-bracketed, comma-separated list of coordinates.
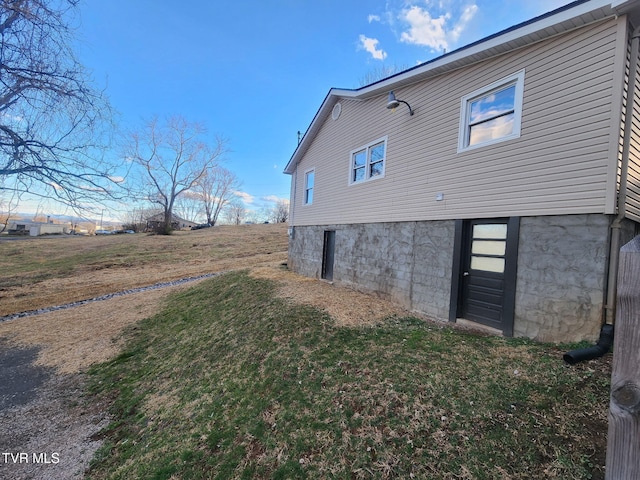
[291, 18, 621, 226]
[625, 23, 640, 221]
[615, 25, 630, 212]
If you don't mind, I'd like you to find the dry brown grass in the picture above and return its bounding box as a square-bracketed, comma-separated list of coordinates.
[0, 285, 195, 374]
[249, 265, 413, 327]
[0, 223, 289, 316]
[0, 223, 414, 374]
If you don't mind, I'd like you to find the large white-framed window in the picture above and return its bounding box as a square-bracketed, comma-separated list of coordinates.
[458, 70, 525, 152]
[304, 169, 314, 205]
[349, 137, 387, 185]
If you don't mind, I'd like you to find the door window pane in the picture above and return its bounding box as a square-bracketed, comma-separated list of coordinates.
[472, 240, 506, 256]
[471, 256, 505, 273]
[473, 224, 507, 240]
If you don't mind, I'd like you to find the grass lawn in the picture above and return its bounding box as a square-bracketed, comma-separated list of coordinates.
[87, 270, 610, 480]
[0, 224, 288, 316]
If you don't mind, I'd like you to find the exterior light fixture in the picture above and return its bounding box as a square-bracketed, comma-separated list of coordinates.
[386, 91, 414, 115]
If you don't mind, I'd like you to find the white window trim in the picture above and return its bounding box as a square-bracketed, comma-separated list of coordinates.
[348, 136, 388, 185]
[303, 168, 315, 205]
[457, 69, 525, 153]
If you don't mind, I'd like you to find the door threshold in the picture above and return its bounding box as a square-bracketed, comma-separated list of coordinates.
[456, 318, 503, 336]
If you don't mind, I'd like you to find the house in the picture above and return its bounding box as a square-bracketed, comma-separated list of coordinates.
[145, 213, 197, 231]
[284, 0, 640, 343]
[7, 220, 69, 236]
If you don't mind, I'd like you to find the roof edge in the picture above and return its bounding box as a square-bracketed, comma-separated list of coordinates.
[283, 0, 635, 175]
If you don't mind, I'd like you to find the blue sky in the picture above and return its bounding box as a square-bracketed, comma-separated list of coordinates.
[65, 0, 573, 222]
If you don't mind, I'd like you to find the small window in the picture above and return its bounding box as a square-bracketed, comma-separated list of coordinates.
[304, 169, 314, 204]
[350, 137, 387, 184]
[458, 70, 525, 152]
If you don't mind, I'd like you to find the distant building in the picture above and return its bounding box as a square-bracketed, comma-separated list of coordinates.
[145, 213, 196, 231]
[7, 220, 69, 236]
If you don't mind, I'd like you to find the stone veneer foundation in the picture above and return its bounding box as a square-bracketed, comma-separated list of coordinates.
[288, 214, 635, 343]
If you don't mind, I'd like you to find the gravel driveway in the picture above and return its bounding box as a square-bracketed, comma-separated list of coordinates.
[0, 339, 108, 480]
[0, 274, 228, 480]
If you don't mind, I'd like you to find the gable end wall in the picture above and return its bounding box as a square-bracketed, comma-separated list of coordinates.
[291, 18, 622, 226]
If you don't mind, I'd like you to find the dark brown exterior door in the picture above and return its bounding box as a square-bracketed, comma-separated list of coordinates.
[462, 220, 509, 330]
[322, 230, 335, 281]
[451, 217, 519, 336]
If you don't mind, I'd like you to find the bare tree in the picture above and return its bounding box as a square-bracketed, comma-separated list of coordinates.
[174, 192, 203, 224]
[198, 166, 240, 226]
[0, 177, 20, 233]
[358, 63, 409, 87]
[265, 199, 289, 223]
[224, 200, 245, 226]
[126, 116, 226, 234]
[120, 205, 158, 233]
[273, 199, 289, 223]
[0, 0, 117, 209]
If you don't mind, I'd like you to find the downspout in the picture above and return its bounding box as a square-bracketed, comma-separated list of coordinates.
[564, 25, 640, 364]
[288, 170, 296, 239]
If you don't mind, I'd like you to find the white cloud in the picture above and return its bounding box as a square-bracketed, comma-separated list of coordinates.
[234, 191, 254, 205]
[468, 115, 514, 145]
[400, 7, 450, 51]
[262, 195, 288, 204]
[368, 14, 381, 23]
[181, 190, 203, 200]
[399, 2, 478, 52]
[78, 185, 107, 193]
[450, 4, 478, 43]
[358, 34, 387, 60]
